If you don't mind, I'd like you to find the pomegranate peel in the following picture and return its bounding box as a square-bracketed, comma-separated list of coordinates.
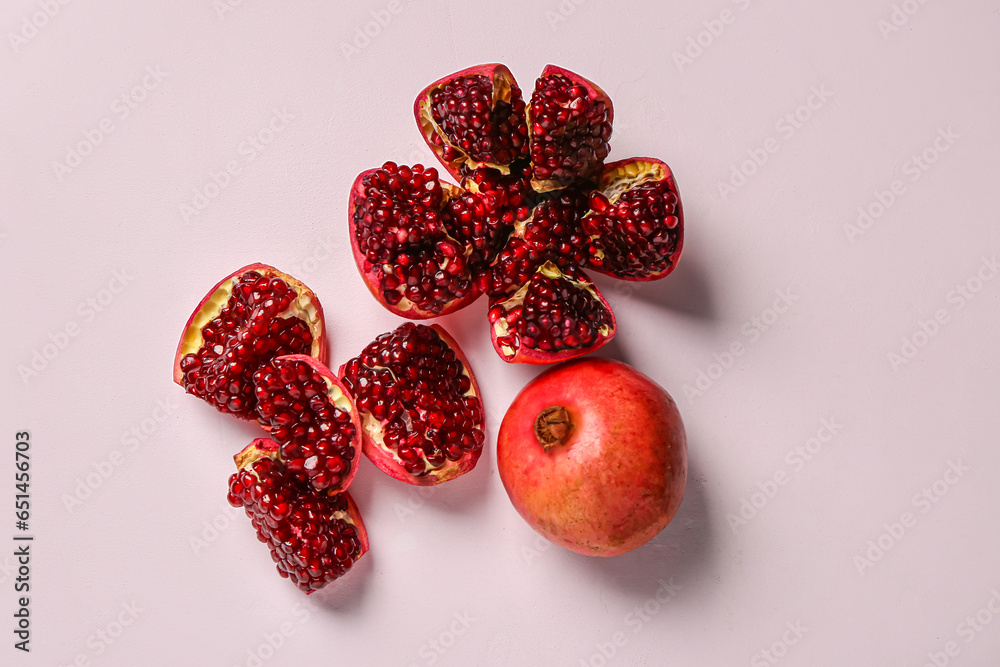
[253, 354, 362, 494]
[339, 323, 485, 486]
[174, 263, 326, 419]
[228, 438, 369, 594]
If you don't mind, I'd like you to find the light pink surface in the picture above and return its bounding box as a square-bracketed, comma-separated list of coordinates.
[3, 1, 1000, 665]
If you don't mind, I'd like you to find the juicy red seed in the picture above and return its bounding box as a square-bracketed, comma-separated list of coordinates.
[254, 359, 356, 492]
[529, 73, 611, 184]
[181, 272, 313, 418]
[491, 270, 612, 357]
[229, 452, 364, 593]
[429, 74, 528, 166]
[586, 179, 682, 278]
[352, 163, 476, 315]
[340, 323, 484, 477]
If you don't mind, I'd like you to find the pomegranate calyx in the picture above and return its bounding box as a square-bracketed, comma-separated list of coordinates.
[534, 406, 572, 451]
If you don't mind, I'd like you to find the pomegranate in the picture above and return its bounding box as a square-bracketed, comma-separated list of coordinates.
[174, 264, 325, 419]
[253, 354, 361, 493]
[584, 158, 684, 280]
[414, 63, 529, 181]
[339, 323, 485, 486]
[228, 438, 368, 593]
[488, 262, 615, 364]
[351, 63, 685, 366]
[527, 65, 614, 192]
[497, 358, 687, 556]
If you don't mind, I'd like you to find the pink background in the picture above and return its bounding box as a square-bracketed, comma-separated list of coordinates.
[3, 1, 1000, 665]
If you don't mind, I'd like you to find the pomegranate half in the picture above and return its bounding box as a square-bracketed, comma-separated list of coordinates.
[497, 358, 686, 556]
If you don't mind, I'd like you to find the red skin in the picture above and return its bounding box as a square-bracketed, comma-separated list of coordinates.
[347, 169, 480, 320]
[172, 263, 327, 386]
[234, 437, 370, 558]
[586, 157, 684, 282]
[497, 358, 687, 557]
[338, 324, 484, 486]
[267, 354, 364, 494]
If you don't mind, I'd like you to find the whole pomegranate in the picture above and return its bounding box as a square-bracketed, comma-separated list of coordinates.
[497, 358, 686, 557]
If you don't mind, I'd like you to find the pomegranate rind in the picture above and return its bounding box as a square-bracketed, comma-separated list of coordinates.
[527, 64, 614, 193]
[347, 169, 480, 319]
[414, 63, 523, 180]
[497, 358, 687, 557]
[584, 157, 684, 282]
[172, 263, 327, 386]
[488, 261, 616, 365]
[338, 324, 485, 486]
[262, 354, 364, 494]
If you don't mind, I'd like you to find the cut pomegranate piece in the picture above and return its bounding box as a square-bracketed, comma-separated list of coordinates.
[253, 355, 361, 493]
[339, 323, 485, 486]
[583, 158, 684, 281]
[527, 65, 613, 192]
[228, 438, 369, 594]
[488, 261, 616, 364]
[415, 63, 529, 180]
[348, 162, 480, 319]
[173, 264, 325, 420]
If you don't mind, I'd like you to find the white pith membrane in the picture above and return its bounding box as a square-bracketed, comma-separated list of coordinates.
[492, 261, 612, 359]
[235, 442, 357, 527]
[584, 160, 668, 263]
[359, 337, 478, 474]
[416, 67, 517, 176]
[178, 270, 323, 363]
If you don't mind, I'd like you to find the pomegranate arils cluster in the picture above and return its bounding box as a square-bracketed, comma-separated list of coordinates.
[228, 441, 367, 593]
[178, 271, 314, 417]
[354, 63, 685, 365]
[254, 357, 358, 492]
[340, 323, 485, 483]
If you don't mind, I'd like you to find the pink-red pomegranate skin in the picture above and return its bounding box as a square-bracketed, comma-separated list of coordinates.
[497, 358, 686, 557]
